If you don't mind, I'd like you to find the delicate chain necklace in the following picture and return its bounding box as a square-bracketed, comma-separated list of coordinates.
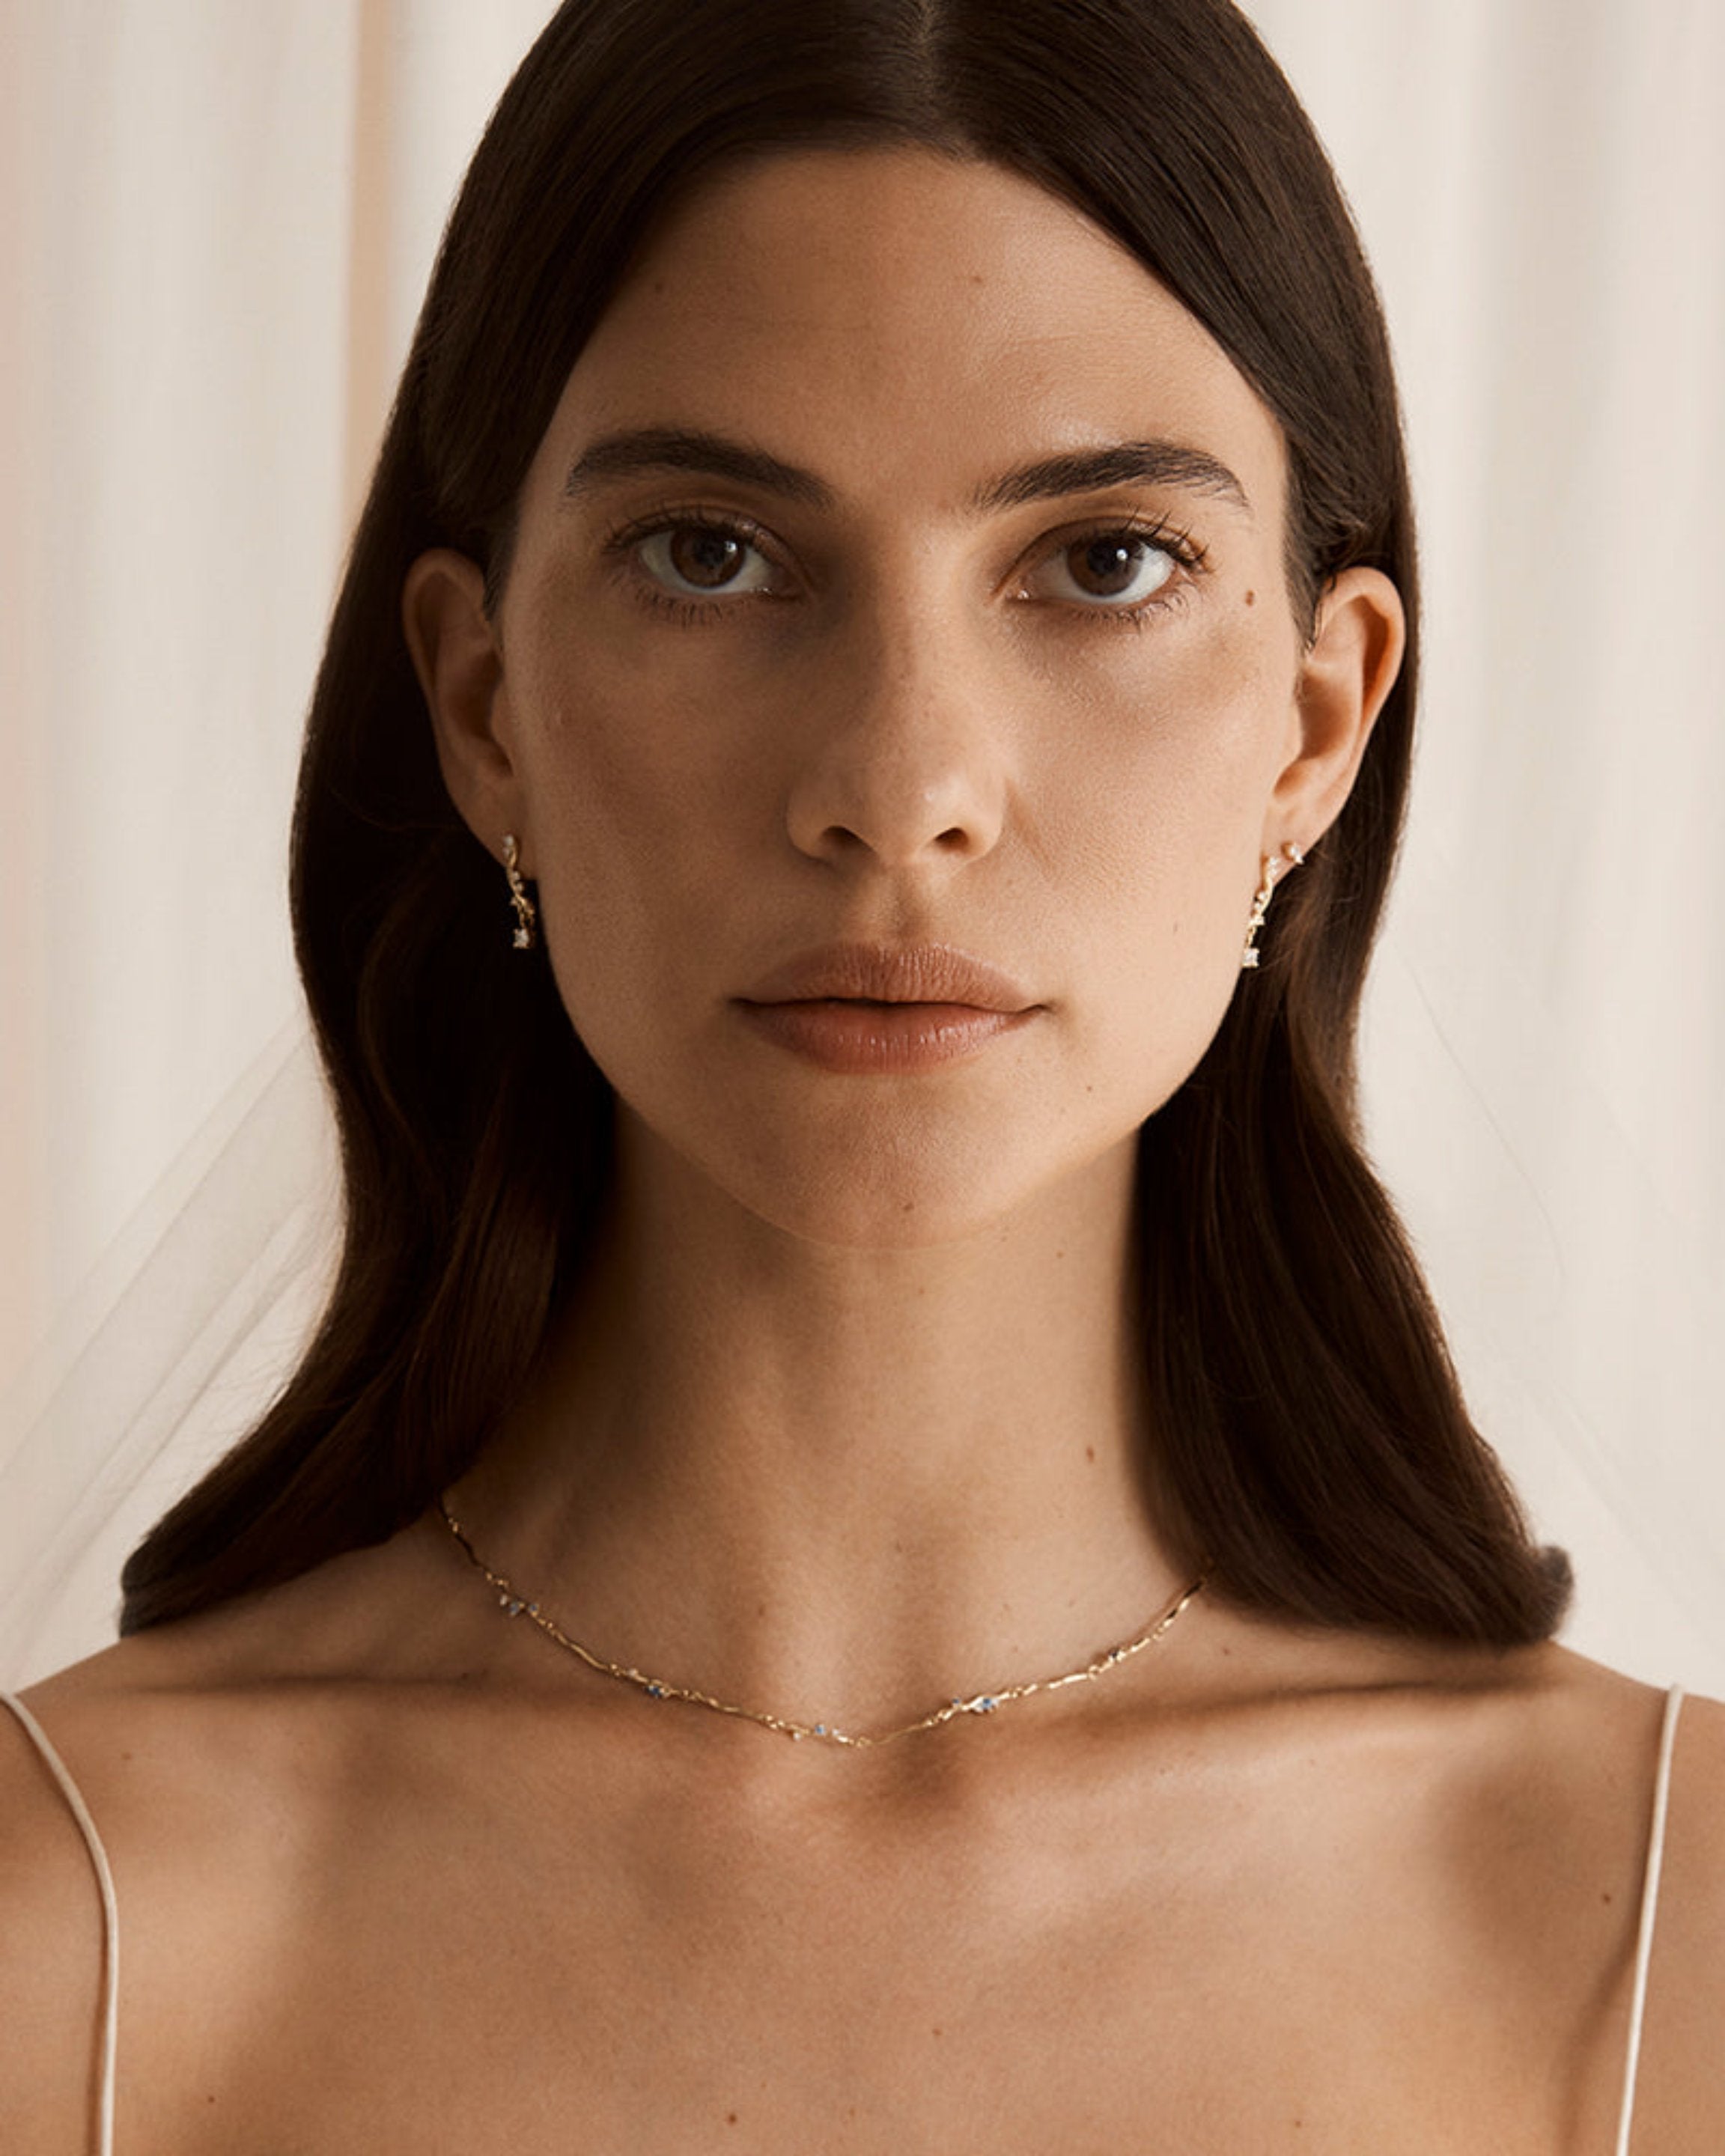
[438, 1498, 1205, 1751]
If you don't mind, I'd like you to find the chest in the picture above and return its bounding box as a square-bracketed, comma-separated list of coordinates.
[111, 1728, 1642, 2155]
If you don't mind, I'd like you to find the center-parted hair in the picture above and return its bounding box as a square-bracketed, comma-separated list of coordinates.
[121, 0, 1569, 1642]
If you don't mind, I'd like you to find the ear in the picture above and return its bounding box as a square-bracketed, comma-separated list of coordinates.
[401, 547, 528, 863]
[1270, 565, 1407, 846]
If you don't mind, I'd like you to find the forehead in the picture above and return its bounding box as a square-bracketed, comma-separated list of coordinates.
[525, 146, 1286, 526]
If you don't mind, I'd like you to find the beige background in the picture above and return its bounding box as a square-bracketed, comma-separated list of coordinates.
[3, 0, 1721, 1687]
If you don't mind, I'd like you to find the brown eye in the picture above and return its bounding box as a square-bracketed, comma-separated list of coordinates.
[1026, 532, 1190, 616]
[1052, 533, 1178, 606]
[1073, 538, 1143, 595]
[669, 528, 746, 587]
[637, 523, 777, 597]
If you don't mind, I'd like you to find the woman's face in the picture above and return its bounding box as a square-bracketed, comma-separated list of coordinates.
[410, 147, 1400, 1247]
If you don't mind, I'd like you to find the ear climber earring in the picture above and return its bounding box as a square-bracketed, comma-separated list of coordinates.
[502, 834, 538, 951]
[1240, 841, 1306, 970]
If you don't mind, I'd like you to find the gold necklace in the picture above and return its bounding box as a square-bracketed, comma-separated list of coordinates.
[438, 1499, 1205, 1751]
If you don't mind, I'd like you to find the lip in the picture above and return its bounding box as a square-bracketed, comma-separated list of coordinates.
[733, 943, 1042, 1075]
[737, 942, 1039, 1011]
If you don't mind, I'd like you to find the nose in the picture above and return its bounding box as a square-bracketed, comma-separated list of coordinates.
[782, 600, 1009, 871]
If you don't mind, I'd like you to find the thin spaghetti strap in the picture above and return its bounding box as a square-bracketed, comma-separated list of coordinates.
[1614, 1683, 1685, 2156]
[1, 1691, 119, 2156]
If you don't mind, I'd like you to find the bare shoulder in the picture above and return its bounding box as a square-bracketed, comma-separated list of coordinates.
[1447, 1644, 1710, 1897]
[0, 1544, 432, 2154]
[1512, 1643, 1724, 1858]
[1633, 1678, 1725, 2152]
[0, 1628, 226, 2156]
[1495, 1645, 1725, 2151]
[0, 1678, 116, 2155]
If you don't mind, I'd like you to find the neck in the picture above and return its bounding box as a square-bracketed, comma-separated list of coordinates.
[451, 1116, 1190, 1734]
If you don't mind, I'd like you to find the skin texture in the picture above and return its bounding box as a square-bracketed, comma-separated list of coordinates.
[3, 149, 1721, 2155]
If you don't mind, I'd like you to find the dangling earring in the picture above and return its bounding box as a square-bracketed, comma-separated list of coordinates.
[502, 833, 538, 951]
[1240, 841, 1305, 970]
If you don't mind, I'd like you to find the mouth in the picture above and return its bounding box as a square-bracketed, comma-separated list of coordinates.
[732, 944, 1042, 1075]
[736, 941, 1040, 1013]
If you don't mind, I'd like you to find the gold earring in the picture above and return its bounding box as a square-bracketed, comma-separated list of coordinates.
[502, 833, 538, 951]
[1240, 841, 1305, 970]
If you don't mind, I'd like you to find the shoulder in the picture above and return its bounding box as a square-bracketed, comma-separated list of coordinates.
[0, 1559, 426, 2154]
[1633, 1683, 1725, 2152]
[0, 1676, 121, 2153]
[1272, 1634, 1724, 2146]
[0, 1538, 449, 1869]
[1422, 1648, 1709, 1932]
[0, 1636, 246, 2153]
[1486, 1651, 1725, 2150]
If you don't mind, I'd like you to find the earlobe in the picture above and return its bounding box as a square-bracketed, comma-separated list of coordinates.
[1274, 565, 1407, 835]
[401, 546, 523, 847]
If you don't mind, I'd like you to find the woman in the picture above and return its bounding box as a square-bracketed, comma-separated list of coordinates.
[4, 0, 1720, 2148]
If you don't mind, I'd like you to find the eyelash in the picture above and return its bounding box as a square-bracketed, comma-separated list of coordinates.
[600, 507, 1209, 629]
[1032, 517, 1208, 630]
[601, 509, 783, 628]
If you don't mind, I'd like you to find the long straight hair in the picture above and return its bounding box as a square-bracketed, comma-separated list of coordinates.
[122, 0, 1569, 1642]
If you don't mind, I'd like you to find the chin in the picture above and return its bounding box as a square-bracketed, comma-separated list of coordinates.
[627, 1090, 1143, 1256]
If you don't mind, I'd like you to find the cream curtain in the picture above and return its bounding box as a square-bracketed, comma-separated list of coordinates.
[3, 0, 1721, 1688]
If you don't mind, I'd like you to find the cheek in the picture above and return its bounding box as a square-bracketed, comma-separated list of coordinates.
[1049, 607, 1294, 911]
[506, 634, 758, 1050]
[513, 581, 776, 839]
[1038, 617, 1294, 1103]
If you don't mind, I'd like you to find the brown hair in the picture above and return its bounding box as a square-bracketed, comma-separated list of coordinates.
[121, 0, 1569, 1642]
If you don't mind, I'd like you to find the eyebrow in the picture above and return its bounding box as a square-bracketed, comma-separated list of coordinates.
[564, 428, 835, 508]
[974, 441, 1250, 517]
[561, 426, 1251, 517]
